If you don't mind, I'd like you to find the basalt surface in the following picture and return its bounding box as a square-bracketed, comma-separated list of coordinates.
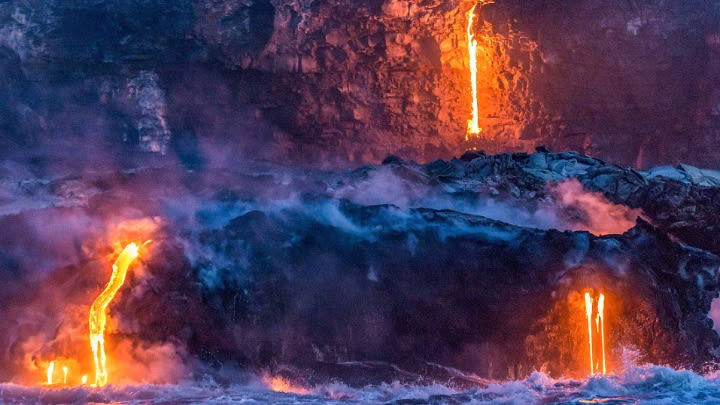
[1, 151, 720, 383]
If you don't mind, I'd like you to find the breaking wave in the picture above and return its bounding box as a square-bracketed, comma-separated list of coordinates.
[3, 364, 720, 404]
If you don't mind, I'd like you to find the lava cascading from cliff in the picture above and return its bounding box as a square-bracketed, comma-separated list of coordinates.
[597, 293, 606, 375]
[46, 361, 54, 385]
[466, 3, 481, 139]
[584, 293, 594, 376]
[584, 292, 607, 376]
[465, 1, 495, 140]
[88, 242, 147, 387]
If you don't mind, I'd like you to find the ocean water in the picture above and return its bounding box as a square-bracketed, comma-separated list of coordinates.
[2, 364, 720, 404]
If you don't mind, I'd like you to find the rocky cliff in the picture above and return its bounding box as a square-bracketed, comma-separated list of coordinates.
[1, 0, 719, 167]
[1, 150, 720, 382]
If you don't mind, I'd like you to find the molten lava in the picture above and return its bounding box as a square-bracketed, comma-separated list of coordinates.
[597, 294, 606, 375]
[584, 293, 594, 376]
[583, 292, 608, 376]
[46, 360, 70, 386]
[264, 375, 310, 395]
[88, 242, 145, 387]
[466, 3, 481, 139]
[46, 361, 54, 385]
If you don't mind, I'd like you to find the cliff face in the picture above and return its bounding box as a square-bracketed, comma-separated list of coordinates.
[1, 0, 719, 167]
[482, 0, 720, 168]
[2, 151, 720, 382]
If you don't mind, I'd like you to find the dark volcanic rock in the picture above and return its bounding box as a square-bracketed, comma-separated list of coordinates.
[183, 203, 720, 378]
[1, 153, 720, 383]
[1, 0, 719, 166]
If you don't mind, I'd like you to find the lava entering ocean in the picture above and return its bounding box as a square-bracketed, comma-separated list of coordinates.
[263, 375, 310, 395]
[2, 0, 720, 401]
[89, 241, 149, 387]
[28, 224, 156, 389]
[584, 292, 607, 376]
[0, 152, 719, 404]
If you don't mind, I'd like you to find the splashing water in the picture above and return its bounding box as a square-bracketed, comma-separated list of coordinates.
[5, 364, 720, 404]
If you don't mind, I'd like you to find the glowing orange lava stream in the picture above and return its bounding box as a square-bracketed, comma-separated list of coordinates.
[598, 294, 606, 374]
[584, 292, 607, 376]
[466, 3, 481, 139]
[584, 293, 594, 375]
[46, 361, 54, 385]
[88, 242, 145, 387]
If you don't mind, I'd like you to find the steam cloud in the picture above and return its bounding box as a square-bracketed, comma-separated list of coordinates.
[0, 147, 643, 385]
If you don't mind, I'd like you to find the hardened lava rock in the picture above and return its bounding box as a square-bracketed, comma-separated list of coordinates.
[1, 151, 720, 383]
